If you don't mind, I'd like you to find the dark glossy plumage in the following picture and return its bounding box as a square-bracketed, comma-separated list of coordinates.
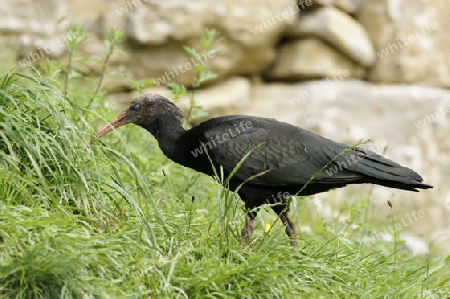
[93, 94, 433, 245]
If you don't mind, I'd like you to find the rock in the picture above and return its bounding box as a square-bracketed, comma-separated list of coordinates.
[177, 77, 251, 118]
[102, 72, 133, 94]
[0, 0, 111, 68]
[358, 0, 450, 87]
[0, 0, 68, 59]
[399, 235, 430, 256]
[124, 40, 201, 86]
[2, 0, 298, 84]
[310, 0, 364, 14]
[267, 38, 365, 80]
[286, 6, 376, 67]
[0, 0, 66, 35]
[121, 0, 298, 84]
[0, 0, 29, 33]
[123, 0, 297, 45]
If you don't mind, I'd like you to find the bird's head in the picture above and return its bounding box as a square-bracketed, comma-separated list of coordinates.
[91, 93, 184, 143]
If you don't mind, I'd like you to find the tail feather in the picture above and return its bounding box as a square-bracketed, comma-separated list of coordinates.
[353, 151, 433, 191]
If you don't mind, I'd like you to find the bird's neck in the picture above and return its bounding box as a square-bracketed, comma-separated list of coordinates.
[144, 113, 187, 163]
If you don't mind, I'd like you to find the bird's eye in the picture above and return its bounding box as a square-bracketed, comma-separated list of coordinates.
[133, 103, 141, 111]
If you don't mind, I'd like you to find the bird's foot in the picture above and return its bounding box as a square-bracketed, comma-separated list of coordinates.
[240, 214, 254, 245]
[289, 237, 299, 247]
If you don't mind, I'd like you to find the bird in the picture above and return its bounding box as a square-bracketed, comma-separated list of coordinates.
[90, 93, 433, 246]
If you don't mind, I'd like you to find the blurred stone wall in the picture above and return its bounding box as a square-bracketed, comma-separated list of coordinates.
[2, 0, 450, 88]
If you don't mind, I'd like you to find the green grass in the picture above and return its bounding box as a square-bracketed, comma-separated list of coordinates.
[0, 71, 449, 298]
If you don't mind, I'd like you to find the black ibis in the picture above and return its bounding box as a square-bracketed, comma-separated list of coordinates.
[91, 93, 432, 246]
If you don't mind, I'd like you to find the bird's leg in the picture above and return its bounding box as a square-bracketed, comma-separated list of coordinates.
[280, 211, 298, 247]
[270, 204, 298, 246]
[240, 213, 255, 245]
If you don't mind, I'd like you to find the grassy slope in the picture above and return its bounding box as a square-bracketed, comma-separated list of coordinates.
[0, 72, 449, 298]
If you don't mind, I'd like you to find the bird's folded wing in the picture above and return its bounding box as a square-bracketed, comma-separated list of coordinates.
[202, 117, 364, 186]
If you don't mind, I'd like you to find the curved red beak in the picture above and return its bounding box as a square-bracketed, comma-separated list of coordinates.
[89, 110, 129, 145]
